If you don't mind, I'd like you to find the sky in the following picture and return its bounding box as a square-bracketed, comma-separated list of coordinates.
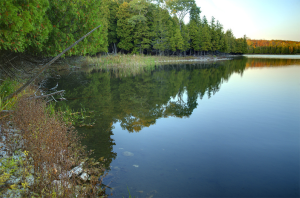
[185, 0, 300, 41]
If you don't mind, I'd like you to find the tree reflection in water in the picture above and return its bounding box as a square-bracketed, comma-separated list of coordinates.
[47, 57, 250, 169]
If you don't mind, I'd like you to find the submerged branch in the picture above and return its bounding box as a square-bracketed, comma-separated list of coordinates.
[28, 90, 65, 99]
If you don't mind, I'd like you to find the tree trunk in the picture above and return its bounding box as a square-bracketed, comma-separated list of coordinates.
[113, 43, 117, 54]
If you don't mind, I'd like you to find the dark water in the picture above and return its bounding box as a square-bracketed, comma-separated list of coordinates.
[47, 57, 300, 198]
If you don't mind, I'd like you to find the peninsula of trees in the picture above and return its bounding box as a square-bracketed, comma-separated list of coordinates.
[0, 0, 248, 57]
[247, 39, 300, 54]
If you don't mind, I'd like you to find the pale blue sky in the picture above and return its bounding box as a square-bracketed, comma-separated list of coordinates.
[188, 0, 300, 41]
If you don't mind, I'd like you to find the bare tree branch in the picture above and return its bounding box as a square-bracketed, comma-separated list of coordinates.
[28, 90, 65, 99]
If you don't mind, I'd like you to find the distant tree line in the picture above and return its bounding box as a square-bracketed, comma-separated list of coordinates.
[0, 0, 248, 57]
[247, 39, 300, 54]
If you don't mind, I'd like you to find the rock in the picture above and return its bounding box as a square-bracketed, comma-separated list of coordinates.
[79, 172, 89, 181]
[123, 151, 134, 157]
[6, 176, 22, 185]
[53, 180, 72, 189]
[2, 189, 22, 198]
[25, 175, 34, 186]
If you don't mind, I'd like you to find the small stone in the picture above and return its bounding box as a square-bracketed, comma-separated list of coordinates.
[25, 175, 34, 186]
[6, 176, 22, 185]
[70, 164, 83, 176]
[79, 172, 89, 181]
[53, 180, 72, 189]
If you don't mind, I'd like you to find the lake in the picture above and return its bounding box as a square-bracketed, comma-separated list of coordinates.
[47, 55, 300, 198]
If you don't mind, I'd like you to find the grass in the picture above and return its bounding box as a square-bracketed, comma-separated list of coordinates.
[79, 54, 223, 76]
[0, 78, 30, 120]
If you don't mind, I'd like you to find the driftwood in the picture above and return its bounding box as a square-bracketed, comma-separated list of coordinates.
[28, 90, 65, 99]
[3, 25, 101, 102]
[0, 110, 14, 113]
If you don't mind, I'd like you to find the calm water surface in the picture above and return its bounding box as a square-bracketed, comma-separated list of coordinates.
[47, 56, 300, 198]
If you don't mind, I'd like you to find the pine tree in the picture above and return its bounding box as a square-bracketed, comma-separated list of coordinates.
[129, 0, 151, 54]
[216, 21, 224, 52]
[242, 35, 248, 54]
[0, 0, 52, 53]
[108, 1, 120, 53]
[188, 3, 201, 55]
[188, 21, 200, 53]
[181, 22, 190, 55]
[225, 29, 236, 53]
[200, 16, 211, 53]
[45, 0, 109, 56]
[152, 6, 170, 55]
[210, 16, 220, 52]
[167, 20, 177, 53]
[117, 2, 133, 52]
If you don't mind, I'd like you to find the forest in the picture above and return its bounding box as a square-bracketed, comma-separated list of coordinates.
[247, 39, 300, 54]
[0, 0, 248, 57]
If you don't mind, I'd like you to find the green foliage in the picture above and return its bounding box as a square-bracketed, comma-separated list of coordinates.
[46, 102, 96, 127]
[181, 22, 190, 52]
[0, 0, 52, 52]
[117, 2, 133, 52]
[151, 7, 170, 55]
[201, 17, 211, 52]
[188, 20, 201, 52]
[0, 0, 109, 56]
[44, 0, 109, 56]
[0, 79, 22, 114]
[0, 0, 248, 56]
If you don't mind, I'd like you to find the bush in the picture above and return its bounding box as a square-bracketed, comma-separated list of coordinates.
[1, 98, 107, 197]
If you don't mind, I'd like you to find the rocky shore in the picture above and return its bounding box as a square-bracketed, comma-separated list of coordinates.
[0, 122, 101, 197]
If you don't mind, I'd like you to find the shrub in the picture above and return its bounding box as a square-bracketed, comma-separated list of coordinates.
[2, 98, 107, 197]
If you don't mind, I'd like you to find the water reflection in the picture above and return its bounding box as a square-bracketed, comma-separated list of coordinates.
[246, 58, 300, 68]
[47, 56, 299, 173]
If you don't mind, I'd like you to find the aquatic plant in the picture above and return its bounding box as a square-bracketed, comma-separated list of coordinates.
[80, 54, 228, 76]
[46, 102, 96, 127]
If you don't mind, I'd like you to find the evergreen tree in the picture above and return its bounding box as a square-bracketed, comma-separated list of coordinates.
[242, 35, 248, 54]
[225, 29, 236, 53]
[0, 0, 52, 53]
[168, 20, 177, 53]
[129, 0, 151, 54]
[181, 22, 190, 55]
[210, 16, 220, 52]
[216, 21, 224, 52]
[200, 16, 211, 53]
[45, 0, 109, 56]
[152, 7, 170, 55]
[188, 21, 200, 53]
[188, 3, 201, 55]
[189, 3, 201, 26]
[108, 1, 120, 53]
[117, 2, 133, 52]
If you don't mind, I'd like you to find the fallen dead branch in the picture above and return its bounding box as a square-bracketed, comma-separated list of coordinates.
[28, 90, 65, 99]
[3, 25, 101, 103]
